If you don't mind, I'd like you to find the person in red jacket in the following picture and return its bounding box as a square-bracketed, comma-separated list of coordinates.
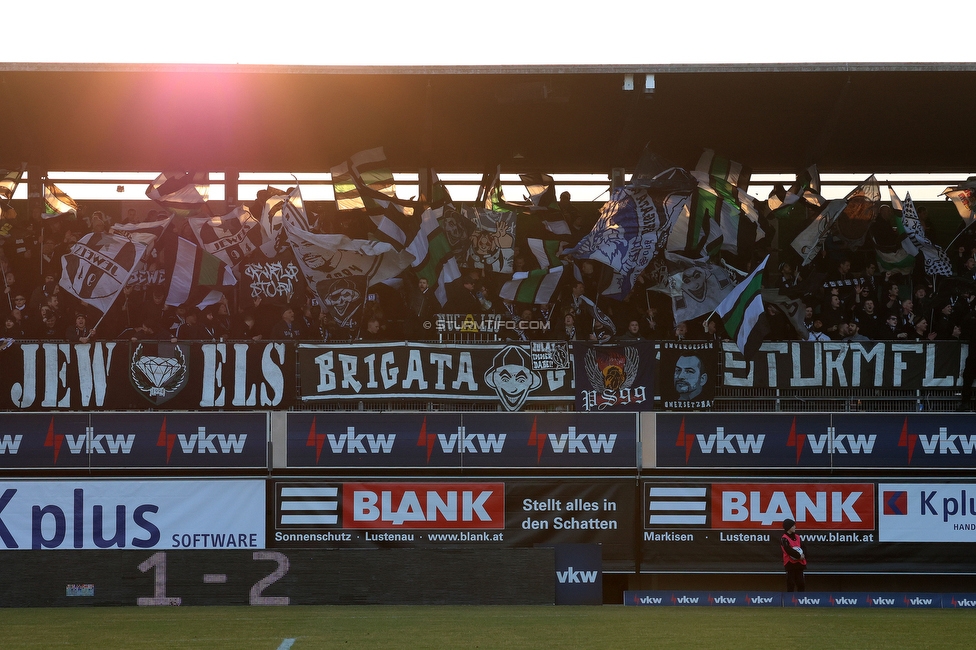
[781, 518, 807, 592]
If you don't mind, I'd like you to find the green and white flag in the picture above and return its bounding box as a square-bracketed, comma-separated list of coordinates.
[331, 147, 396, 211]
[499, 265, 564, 305]
[407, 206, 461, 306]
[694, 148, 751, 191]
[716, 255, 769, 359]
[526, 237, 563, 269]
[43, 182, 79, 218]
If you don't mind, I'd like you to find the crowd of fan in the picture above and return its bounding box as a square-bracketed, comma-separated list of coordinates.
[3, 198, 976, 347]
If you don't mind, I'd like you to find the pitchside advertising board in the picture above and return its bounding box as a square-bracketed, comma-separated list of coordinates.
[287, 412, 638, 469]
[624, 590, 976, 608]
[654, 413, 976, 469]
[269, 478, 635, 571]
[0, 341, 295, 411]
[0, 412, 268, 469]
[641, 479, 976, 574]
[0, 480, 265, 550]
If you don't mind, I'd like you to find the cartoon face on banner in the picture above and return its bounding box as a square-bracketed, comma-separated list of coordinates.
[318, 277, 366, 330]
[660, 342, 716, 410]
[439, 207, 473, 257]
[484, 345, 543, 411]
[463, 207, 516, 274]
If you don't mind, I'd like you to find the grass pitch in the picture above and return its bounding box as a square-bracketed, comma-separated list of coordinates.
[0, 605, 973, 649]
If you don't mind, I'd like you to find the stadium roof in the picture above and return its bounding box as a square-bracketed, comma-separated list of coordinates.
[1, 62, 974, 175]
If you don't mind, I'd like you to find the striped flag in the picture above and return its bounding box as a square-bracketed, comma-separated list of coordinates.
[146, 172, 209, 209]
[256, 186, 292, 255]
[59, 232, 147, 314]
[0, 165, 25, 201]
[331, 147, 396, 211]
[43, 182, 79, 218]
[715, 255, 769, 360]
[695, 149, 751, 191]
[768, 165, 824, 212]
[526, 238, 563, 269]
[691, 150, 764, 256]
[499, 265, 564, 305]
[406, 206, 461, 306]
[362, 191, 418, 250]
[165, 236, 237, 308]
[665, 194, 722, 261]
[519, 173, 558, 211]
[875, 248, 915, 275]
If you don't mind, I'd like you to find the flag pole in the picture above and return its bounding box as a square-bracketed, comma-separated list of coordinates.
[946, 218, 975, 252]
[1, 260, 12, 311]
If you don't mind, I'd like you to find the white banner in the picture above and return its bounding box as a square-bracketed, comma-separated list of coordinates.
[878, 483, 976, 542]
[0, 480, 265, 550]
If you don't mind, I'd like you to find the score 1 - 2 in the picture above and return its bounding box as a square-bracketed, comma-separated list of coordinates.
[137, 551, 291, 606]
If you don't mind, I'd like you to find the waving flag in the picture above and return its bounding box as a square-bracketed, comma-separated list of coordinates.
[59, 232, 147, 314]
[407, 206, 461, 306]
[331, 147, 396, 211]
[941, 178, 976, 223]
[567, 186, 670, 299]
[665, 253, 734, 322]
[791, 199, 847, 266]
[146, 171, 209, 209]
[694, 149, 751, 191]
[768, 165, 824, 212]
[665, 194, 721, 261]
[893, 189, 953, 277]
[519, 173, 560, 211]
[166, 236, 237, 308]
[691, 150, 763, 256]
[835, 175, 880, 248]
[715, 255, 769, 360]
[43, 182, 79, 218]
[0, 165, 25, 201]
[187, 206, 263, 267]
[359, 185, 419, 250]
[255, 186, 292, 255]
[499, 265, 564, 305]
[110, 215, 173, 248]
[283, 211, 413, 298]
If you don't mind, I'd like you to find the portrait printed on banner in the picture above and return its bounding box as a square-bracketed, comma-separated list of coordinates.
[660, 341, 716, 410]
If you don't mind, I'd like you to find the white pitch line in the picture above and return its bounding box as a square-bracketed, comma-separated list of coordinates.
[277, 638, 296, 650]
